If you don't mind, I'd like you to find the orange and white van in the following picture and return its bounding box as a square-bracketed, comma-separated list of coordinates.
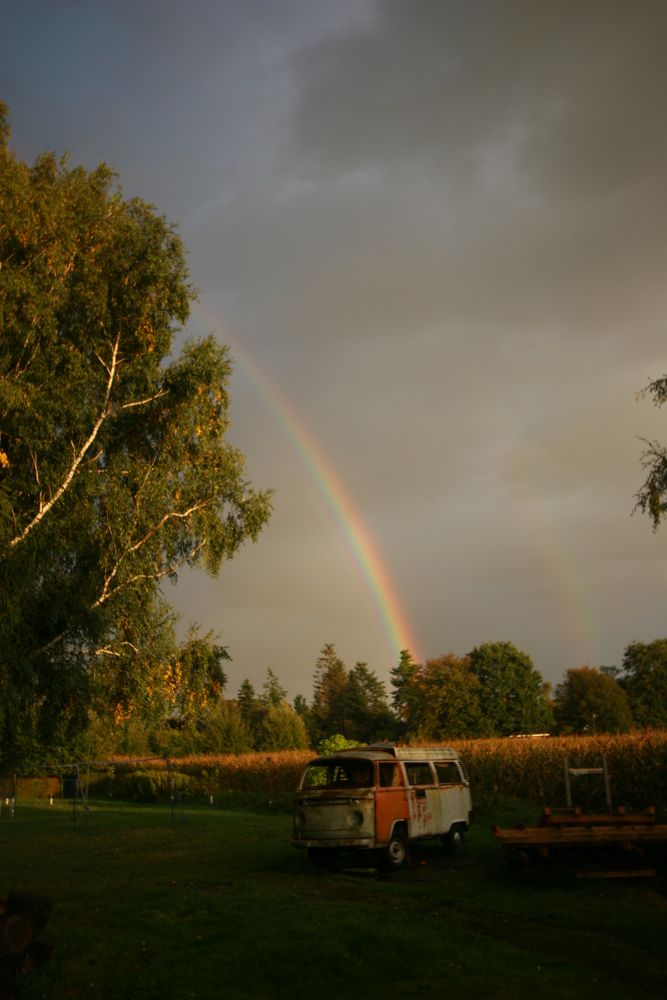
[292, 744, 472, 868]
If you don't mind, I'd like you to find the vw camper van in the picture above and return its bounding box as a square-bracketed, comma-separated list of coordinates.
[292, 744, 472, 867]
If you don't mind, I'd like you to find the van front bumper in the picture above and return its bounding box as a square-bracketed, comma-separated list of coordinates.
[292, 836, 376, 849]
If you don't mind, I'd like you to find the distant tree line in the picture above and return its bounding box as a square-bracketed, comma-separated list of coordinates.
[297, 638, 666, 745]
[14, 635, 660, 767]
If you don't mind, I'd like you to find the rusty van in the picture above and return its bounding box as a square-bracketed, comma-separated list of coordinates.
[292, 744, 472, 868]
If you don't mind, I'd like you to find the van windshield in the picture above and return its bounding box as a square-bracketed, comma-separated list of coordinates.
[302, 759, 373, 789]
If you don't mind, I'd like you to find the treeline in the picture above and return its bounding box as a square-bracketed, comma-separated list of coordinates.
[296, 639, 667, 746]
[10, 636, 664, 770]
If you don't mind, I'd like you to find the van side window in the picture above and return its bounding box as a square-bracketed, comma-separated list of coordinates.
[405, 762, 434, 786]
[331, 762, 373, 787]
[435, 761, 461, 785]
[378, 763, 402, 787]
[345, 762, 373, 787]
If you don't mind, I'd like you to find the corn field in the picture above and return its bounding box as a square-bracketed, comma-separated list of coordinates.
[6, 732, 667, 813]
[452, 731, 667, 813]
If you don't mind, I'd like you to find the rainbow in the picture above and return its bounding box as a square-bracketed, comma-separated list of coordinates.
[504, 460, 601, 670]
[191, 302, 421, 664]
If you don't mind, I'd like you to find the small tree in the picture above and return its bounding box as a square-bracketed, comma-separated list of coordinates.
[346, 662, 396, 743]
[411, 654, 487, 741]
[468, 641, 553, 736]
[311, 643, 350, 741]
[256, 702, 309, 751]
[235, 673, 309, 750]
[237, 679, 258, 715]
[554, 666, 633, 734]
[261, 668, 288, 707]
[309, 645, 396, 743]
[389, 649, 419, 737]
[199, 700, 254, 754]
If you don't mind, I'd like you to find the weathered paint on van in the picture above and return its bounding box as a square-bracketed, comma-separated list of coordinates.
[292, 744, 472, 866]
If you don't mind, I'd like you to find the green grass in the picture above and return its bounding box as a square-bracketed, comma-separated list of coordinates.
[1, 799, 666, 999]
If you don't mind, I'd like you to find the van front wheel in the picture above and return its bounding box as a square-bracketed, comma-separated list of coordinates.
[443, 826, 464, 852]
[382, 831, 407, 869]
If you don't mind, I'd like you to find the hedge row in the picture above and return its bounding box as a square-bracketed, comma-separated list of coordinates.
[88, 750, 313, 807]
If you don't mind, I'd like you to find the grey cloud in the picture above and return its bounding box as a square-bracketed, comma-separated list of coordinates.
[291, 0, 667, 198]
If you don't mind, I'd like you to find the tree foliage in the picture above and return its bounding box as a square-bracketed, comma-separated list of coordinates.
[257, 701, 309, 751]
[622, 640, 667, 729]
[235, 672, 309, 751]
[162, 627, 229, 727]
[554, 666, 633, 734]
[198, 701, 255, 755]
[409, 654, 487, 741]
[311, 643, 350, 741]
[389, 648, 418, 735]
[0, 105, 272, 764]
[346, 662, 395, 742]
[310, 643, 394, 744]
[261, 668, 287, 708]
[635, 375, 667, 528]
[468, 641, 553, 736]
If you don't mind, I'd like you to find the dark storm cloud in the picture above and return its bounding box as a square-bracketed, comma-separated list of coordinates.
[292, 0, 667, 197]
[191, 0, 667, 409]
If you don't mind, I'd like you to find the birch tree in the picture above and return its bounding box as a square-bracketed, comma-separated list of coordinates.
[0, 105, 271, 762]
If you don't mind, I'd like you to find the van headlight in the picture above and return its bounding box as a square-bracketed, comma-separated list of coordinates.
[346, 810, 364, 828]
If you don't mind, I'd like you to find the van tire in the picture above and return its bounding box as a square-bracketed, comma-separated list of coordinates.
[444, 826, 464, 852]
[381, 830, 408, 869]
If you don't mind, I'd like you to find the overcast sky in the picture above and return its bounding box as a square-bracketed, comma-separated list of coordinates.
[3, 0, 666, 701]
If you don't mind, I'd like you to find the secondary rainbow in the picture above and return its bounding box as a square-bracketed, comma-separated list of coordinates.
[505, 458, 601, 669]
[192, 303, 421, 663]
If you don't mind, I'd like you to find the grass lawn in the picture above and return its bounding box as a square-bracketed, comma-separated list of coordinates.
[1, 798, 666, 999]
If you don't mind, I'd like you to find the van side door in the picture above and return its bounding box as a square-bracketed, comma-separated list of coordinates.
[374, 761, 408, 845]
[404, 762, 443, 838]
[434, 760, 471, 832]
